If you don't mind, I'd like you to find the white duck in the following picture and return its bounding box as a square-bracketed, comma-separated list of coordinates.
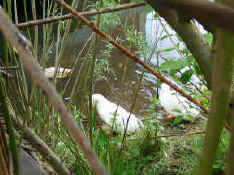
[159, 83, 200, 119]
[92, 94, 145, 134]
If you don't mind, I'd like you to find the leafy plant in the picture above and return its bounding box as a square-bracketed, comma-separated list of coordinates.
[159, 58, 189, 72]
[92, 0, 121, 32]
[94, 41, 116, 79]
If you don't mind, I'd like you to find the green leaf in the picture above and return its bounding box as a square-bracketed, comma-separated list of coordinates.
[131, 0, 142, 2]
[145, 5, 153, 13]
[173, 115, 184, 124]
[181, 48, 190, 56]
[175, 33, 183, 42]
[154, 12, 160, 19]
[160, 34, 174, 41]
[180, 69, 193, 84]
[204, 33, 213, 46]
[186, 55, 195, 63]
[194, 64, 202, 75]
[157, 47, 175, 54]
[170, 69, 179, 76]
[160, 59, 189, 71]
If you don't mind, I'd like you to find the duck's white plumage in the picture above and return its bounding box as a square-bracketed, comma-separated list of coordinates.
[92, 94, 144, 134]
[159, 83, 200, 118]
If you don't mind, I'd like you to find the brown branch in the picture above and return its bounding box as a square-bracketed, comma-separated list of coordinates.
[16, 2, 146, 29]
[0, 8, 108, 175]
[9, 109, 70, 175]
[0, 129, 11, 175]
[157, 130, 205, 138]
[55, 0, 208, 114]
[129, 130, 205, 140]
[147, 0, 234, 32]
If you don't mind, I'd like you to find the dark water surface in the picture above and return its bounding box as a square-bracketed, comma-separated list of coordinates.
[53, 7, 205, 117]
[53, 7, 164, 117]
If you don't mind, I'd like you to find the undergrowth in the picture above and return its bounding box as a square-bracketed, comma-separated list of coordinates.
[45, 103, 229, 175]
[1, 0, 231, 175]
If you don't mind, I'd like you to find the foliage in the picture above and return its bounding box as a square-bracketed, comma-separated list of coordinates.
[159, 58, 189, 72]
[155, 21, 211, 113]
[125, 26, 149, 58]
[93, 41, 116, 80]
[92, 0, 121, 32]
[0, 0, 231, 175]
[204, 33, 213, 46]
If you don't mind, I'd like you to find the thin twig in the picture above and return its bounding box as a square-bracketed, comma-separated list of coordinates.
[9, 108, 71, 175]
[129, 130, 205, 141]
[55, 0, 208, 114]
[16, 2, 146, 29]
[0, 66, 19, 70]
[0, 8, 108, 175]
[157, 130, 205, 138]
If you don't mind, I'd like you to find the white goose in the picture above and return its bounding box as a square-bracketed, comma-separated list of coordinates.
[159, 83, 200, 119]
[92, 94, 145, 134]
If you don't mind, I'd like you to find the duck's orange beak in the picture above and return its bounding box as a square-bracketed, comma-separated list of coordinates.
[165, 114, 176, 119]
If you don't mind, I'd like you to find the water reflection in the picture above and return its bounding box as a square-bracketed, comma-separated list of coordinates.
[145, 12, 182, 64]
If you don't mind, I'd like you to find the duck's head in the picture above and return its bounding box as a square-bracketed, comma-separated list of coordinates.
[92, 94, 106, 107]
[160, 83, 170, 92]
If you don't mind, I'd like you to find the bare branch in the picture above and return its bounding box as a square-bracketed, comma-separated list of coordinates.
[147, 0, 234, 32]
[129, 130, 206, 140]
[0, 129, 11, 175]
[0, 7, 108, 175]
[9, 109, 70, 175]
[157, 130, 205, 137]
[16, 2, 146, 29]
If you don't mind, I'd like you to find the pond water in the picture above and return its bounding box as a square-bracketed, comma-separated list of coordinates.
[54, 7, 206, 118]
[92, 7, 157, 116]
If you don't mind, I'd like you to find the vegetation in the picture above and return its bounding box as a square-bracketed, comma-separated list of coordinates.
[0, 0, 233, 175]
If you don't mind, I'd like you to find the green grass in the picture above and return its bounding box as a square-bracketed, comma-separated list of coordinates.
[1, 0, 232, 174]
[44, 104, 229, 175]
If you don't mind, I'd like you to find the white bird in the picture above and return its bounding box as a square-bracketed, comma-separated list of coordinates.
[159, 83, 200, 119]
[92, 94, 145, 134]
